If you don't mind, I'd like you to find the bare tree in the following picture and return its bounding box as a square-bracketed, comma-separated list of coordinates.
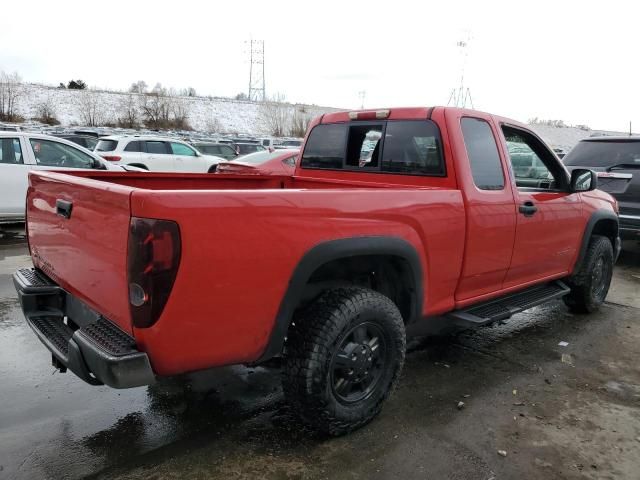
[261, 93, 291, 137]
[117, 94, 140, 128]
[34, 95, 59, 125]
[140, 90, 190, 129]
[205, 116, 222, 133]
[75, 90, 105, 126]
[129, 80, 148, 94]
[170, 97, 190, 129]
[180, 87, 196, 97]
[0, 71, 23, 121]
[289, 108, 311, 137]
[140, 92, 169, 128]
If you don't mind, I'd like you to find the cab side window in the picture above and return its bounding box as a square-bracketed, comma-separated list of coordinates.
[501, 126, 565, 190]
[0, 138, 23, 164]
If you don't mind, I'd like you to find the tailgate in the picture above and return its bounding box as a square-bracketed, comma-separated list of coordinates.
[27, 171, 134, 334]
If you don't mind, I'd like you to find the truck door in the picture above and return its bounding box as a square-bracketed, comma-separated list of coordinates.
[446, 111, 518, 301]
[498, 125, 583, 287]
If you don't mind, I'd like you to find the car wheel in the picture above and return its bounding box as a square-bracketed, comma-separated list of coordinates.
[282, 287, 405, 436]
[563, 235, 614, 313]
[208, 165, 218, 173]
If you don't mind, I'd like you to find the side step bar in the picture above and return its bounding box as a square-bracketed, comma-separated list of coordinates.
[449, 281, 570, 327]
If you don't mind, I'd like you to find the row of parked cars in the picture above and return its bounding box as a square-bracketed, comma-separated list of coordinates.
[1, 122, 638, 242]
[0, 130, 300, 224]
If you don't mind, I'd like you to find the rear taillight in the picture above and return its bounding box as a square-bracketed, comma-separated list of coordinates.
[101, 155, 121, 161]
[127, 217, 181, 328]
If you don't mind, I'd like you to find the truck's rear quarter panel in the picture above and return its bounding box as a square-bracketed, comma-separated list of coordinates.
[131, 186, 465, 375]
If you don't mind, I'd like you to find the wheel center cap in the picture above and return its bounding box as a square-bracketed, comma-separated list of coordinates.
[352, 344, 373, 374]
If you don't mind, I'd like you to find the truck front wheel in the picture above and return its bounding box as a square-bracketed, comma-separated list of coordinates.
[282, 287, 406, 436]
[563, 235, 614, 313]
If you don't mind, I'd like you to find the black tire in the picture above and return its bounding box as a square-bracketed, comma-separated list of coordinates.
[282, 287, 406, 436]
[208, 164, 218, 173]
[563, 235, 614, 313]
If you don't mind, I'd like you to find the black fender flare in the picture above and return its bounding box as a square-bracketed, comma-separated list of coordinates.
[256, 236, 424, 362]
[572, 209, 619, 274]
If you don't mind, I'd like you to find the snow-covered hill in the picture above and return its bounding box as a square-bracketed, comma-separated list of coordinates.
[12, 84, 629, 148]
[14, 83, 338, 134]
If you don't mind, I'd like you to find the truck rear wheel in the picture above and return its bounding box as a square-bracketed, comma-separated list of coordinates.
[563, 235, 614, 313]
[282, 287, 405, 436]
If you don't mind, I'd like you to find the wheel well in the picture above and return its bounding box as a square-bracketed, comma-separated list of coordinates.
[208, 164, 218, 173]
[592, 218, 617, 248]
[300, 255, 417, 324]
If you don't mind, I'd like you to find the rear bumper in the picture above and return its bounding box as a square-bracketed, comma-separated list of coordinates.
[13, 268, 155, 389]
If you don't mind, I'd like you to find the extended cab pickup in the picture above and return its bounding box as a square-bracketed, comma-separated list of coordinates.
[14, 107, 620, 435]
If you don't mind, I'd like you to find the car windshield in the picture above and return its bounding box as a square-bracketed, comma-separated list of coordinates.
[233, 150, 286, 165]
[563, 140, 640, 168]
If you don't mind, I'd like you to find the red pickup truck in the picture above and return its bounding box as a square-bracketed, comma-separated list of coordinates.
[14, 107, 620, 435]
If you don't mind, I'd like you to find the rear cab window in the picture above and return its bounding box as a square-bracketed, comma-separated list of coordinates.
[300, 120, 445, 176]
[95, 139, 118, 152]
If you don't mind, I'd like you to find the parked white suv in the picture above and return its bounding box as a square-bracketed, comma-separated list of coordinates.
[95, 135, 224, 172]
[0, 132, 136, 224]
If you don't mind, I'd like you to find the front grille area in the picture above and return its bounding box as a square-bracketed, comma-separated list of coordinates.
[80, 319, 137, 357]
[30, 316, 73, 358]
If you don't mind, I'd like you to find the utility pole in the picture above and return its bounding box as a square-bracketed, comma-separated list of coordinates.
[247, 39, 266, 102]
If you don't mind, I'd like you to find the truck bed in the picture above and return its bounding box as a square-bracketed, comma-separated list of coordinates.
[26, 170, 466, 374]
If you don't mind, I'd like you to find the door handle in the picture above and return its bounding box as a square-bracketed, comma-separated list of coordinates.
[56, 199, 73, 219]
[519, 201, 537, 217]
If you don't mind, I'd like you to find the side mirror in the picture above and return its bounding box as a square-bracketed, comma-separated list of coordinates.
[570, 168, 597, 192]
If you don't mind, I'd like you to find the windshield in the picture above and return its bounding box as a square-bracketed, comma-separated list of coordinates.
[563, 140, 640, 167]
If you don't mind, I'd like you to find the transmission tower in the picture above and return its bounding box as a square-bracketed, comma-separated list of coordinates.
[247, 39, 266, 102]
[447, 34, 474, 109]
[358, 90, 366, 109]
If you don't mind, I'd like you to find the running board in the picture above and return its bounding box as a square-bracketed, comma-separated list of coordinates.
[449, 281, 570, 327]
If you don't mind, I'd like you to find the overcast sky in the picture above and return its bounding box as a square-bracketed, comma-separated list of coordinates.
[3, 0, 639, 131]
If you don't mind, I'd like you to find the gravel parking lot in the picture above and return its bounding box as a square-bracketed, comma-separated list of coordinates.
[1, 228, 639, 480]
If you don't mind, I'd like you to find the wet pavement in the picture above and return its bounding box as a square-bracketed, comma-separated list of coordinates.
[1, 227, 639, 480]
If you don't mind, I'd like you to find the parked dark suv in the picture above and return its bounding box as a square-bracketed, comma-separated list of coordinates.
[563, 136, 639, 239]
